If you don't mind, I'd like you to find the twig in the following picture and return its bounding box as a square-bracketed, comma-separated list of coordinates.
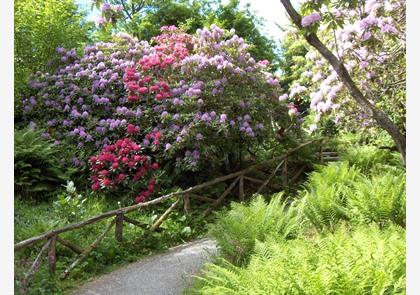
[256, 160, 285, 194]
[188, 194, 216, 203]
[48, 235, 57, 275]
[238, 176, 244, 201]
[150, 199, 180, 231]
[123, 216, 148, 228]
[115, 213, 124, 243]
[62, 220, 115, 279]
[203, 177, 241, 217]
[56, 236, 84, 254]
[21, 239, 51, 292]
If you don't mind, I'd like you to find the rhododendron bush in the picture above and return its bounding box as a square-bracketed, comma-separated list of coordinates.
[280, 0, 405, 137]
[22, 25, 293, 200]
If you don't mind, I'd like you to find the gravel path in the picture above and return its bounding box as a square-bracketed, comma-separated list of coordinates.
[72, 238, 217, 295]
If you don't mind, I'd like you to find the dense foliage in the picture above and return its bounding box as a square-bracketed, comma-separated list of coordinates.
[190, 224, 405, 295]
[14, 0, 92, 114]
[14, 128, 71, 199]
[22, 24, 293, 200]
[209, 195, 301, 265]
[300, 162, 406, 231]
[188, 146, 406, 294]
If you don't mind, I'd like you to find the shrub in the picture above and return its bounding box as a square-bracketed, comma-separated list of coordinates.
[21, 33, 144, 163]
[22, 25, 294, 187]
[14, 128, 70, 199]
[191, 225, 405, 295]
[209, 194, 301, 266]
[14, 0, 92, 114]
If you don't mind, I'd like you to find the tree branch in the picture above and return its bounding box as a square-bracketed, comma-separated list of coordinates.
[279, 0, 406, 164]
[118, 0, 133, 20]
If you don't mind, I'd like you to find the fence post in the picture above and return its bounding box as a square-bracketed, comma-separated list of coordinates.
[48, 235, 57, 275]
[238, 175, 244, 201]
[183, 194, 190, 215]
[319, 139, 324, 163]
[282, 157, 288, 187]
[115, 213, 124, 243]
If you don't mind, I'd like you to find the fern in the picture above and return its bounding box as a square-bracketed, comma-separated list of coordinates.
[188, 147, 406, 294]
[191, 225, 405, 295]
[299, 162, 359, 232]
[338, 142, 403, 174]
[14, 128, 67, 199]
[347, 171, 406, 227]
[209, 193, 302, 266]
[299, 162, 405, 231]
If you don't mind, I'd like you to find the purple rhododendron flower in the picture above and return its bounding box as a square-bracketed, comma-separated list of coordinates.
[201, 113, 211, 122]
[302, 12, 321, 27]
[100, 3, 111, 12]
[192, 150, 200, 159]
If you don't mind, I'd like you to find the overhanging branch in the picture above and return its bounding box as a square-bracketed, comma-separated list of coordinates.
[279, 0, 406, 164]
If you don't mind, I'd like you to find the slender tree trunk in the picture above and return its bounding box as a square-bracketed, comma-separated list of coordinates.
[279, 0, 406, 165]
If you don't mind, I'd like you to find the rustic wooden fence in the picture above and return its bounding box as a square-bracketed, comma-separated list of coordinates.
[15, 138, 326, 293]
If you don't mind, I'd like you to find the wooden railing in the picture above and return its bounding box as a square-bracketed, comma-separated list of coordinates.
[15, 139, 323, 293]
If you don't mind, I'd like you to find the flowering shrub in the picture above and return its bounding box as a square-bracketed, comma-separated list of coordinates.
[90, 137, 159, 203]
[281, 0, 405, 135]
[23, 24, 293, 198]
[123, 25, 291, 171]
[22, 33, 151, 169]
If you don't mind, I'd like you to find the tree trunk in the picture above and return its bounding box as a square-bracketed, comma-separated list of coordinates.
[279, 0, 406, 165]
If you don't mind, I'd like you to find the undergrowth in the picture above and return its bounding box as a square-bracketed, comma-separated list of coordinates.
[187, 143, 406, 295]
[209, 194, 301, 265]
[189, 225, 405, 295]
[14, 182, 213, 295]
[14, 128, 70, 199]
[300, 162, 405, 232]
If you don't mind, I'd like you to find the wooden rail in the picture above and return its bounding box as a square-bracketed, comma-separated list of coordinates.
[15, 138, 324, 293]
